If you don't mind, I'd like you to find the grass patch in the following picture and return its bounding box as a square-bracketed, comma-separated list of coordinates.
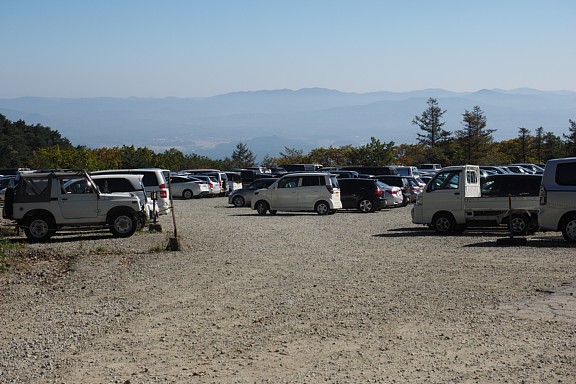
[0, 240, 26, 272]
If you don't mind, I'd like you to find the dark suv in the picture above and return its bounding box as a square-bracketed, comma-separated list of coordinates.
[338, 178, 387, 213]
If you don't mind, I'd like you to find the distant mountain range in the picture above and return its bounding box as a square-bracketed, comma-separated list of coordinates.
[1, 88, 575, 161]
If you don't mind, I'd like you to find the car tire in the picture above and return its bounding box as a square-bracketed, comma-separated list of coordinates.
[255, 201, 269, 215]
[24, 215, 56, 242]
[509, 213, 529, 236]
[232, 195, 245, 207]
[315, 201, 330, 215]
[432, 212, 456, 234]
[358, 198, 375, 213]
[561, 214, 576, 243]
[109, 211, 138, 238]
[182, 189, 194, 199]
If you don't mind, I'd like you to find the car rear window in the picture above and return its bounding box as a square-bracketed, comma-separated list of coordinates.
[95, 178, 138, 193]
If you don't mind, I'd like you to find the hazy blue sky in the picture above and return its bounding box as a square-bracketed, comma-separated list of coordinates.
[2, 0, 575, 98]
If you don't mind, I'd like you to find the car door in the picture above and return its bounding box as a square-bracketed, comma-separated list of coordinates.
[298, 175, 324, 209]
[59, 176, 99, 219]
[421, 169, 463, 222]
[271, 175, 300, 209]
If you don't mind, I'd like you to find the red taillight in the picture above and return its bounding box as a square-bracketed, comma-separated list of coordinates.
[326, 185, 334, 194]
[159, 183, 168, 198]
[375, 187, 383, 197]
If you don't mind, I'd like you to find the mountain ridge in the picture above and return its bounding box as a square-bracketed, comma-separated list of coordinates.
[1, 88, 575, 161]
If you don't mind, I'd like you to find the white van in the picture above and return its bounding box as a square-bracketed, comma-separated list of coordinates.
[538, 157, 576, 242]
[251, 172, 342, 215]
[91, 168, 171, 215]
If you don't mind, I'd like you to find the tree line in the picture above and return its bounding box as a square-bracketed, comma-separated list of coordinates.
[1, 101, 575, 172]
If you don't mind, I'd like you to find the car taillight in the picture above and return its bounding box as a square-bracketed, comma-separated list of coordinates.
[375, 187, 383, 197]
[539, 186, 547, 205]
[159, 183, 168, 198]
[326, 185, 334, 194]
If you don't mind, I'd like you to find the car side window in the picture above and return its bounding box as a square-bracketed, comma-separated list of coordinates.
[301, 176, 323, 186]
[428, 171, 459, 192]
[278, 177, 299, 188]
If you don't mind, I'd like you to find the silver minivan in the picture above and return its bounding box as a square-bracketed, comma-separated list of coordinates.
[538, 157, 576, 242]
[251, 172, 342, 215]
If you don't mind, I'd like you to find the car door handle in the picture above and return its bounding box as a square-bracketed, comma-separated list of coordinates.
[454, 192, 460, 196]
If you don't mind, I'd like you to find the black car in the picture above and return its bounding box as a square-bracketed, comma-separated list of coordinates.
[370, 175, 411, 206]
[337, 178, 387, 213]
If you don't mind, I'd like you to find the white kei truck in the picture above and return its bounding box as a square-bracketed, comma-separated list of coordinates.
[411, 165, 540, 235]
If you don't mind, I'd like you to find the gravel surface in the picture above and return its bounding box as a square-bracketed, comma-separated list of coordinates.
[1, 197, 575, 383]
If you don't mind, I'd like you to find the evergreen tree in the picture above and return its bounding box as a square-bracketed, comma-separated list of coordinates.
[412, 98, 451, 147]
[517, 127, 531, 163]
[455, 106, 495, 163]
[231, 142, 256, 168]
[563, 119, 576, 156]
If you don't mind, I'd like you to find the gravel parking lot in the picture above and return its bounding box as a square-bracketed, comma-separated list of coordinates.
[1, 197, 575, 383]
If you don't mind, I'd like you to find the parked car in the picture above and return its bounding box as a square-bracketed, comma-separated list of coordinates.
[179, 169, 228, 196]
[337, 178, 387, 213]
[0, 175, 18, 203]
[2, 170, 145, 241]
[228, 178, 277, 207]
[503, 165, 534, 174]
[377, 181, 404, 207]
[417, 164, 442, 174]
[251, 172, 342, 215]
[169, 175, 210, 199]
[509, 163, 545, 174]
[91, 168, 171, 215]
[189, 174, 220, 197]
[395, 166, 420, 178]
[480, 165, 511, 175]
[538, 157, 576, 242]
[371, 175, 411, 205]
[330, 170, 359, 179]
[89, 173, 158, 222]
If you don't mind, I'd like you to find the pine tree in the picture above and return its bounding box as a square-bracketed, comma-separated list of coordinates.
[455, 106, 495, 163]
[231, 142, 256, 168]
[563, 119, 576, 156]
[412, 98, 451, 147]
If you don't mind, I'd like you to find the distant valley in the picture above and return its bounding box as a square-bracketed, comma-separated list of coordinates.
[1, 88, 575, 162]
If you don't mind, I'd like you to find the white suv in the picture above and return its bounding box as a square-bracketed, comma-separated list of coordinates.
[538, 157, 576, 242]
[251, 172, 342, 215]
[2, 171, 145, 241]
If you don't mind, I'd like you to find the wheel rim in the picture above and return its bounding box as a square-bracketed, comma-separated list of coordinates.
[359, 200, 373, 212]
[256, 202, 267, 214]
[565, 219, 576, 240]
[316, 203, 329, 215]
[183, 190, 192, 199]
[436, 217, 451, 232]
[29, 219, 49, 238]
[114, 215, 133, 234]
[510, 217, 527, 234]
[233, 196, 245, 207]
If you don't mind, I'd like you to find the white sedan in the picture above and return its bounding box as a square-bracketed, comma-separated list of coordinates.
[169, 176, 210, 199]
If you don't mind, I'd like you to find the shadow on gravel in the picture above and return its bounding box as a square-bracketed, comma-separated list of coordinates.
[5, 231, 121, 244]
[374, 227, 575, 248]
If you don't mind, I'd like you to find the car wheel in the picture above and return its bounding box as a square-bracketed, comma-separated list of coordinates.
[358, 198, 375, 213]
[561, 214, 576, 243]
[232, 195, 245, 207]
[255, 201, 269, 215]
[182, 189, 193, 199]
[110, 211, 138, 238]
[315, 201, 330, 215]
[509, 213, 529, 236]
[432, 212, 456, 234]
[24, 215, 56, 242]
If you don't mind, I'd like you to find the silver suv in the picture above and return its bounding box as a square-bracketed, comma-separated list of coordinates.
[2, 170, 145, 242]
[251, 172, 342, 215]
